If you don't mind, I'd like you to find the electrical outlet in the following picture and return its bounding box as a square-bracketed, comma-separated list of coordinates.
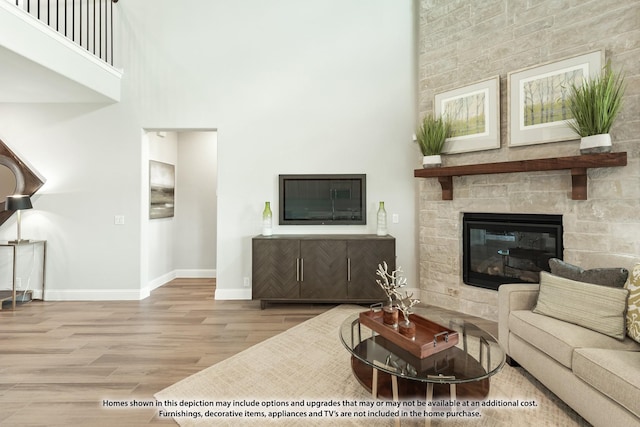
[392, 213, 399, 224]
[114, 215, 125, 225]
[243, 277, 251, 288]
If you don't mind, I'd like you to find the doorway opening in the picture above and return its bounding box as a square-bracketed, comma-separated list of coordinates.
[140, 129, 217, 296]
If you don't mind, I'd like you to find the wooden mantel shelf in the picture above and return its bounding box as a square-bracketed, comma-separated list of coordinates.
[414, 152, 627, 201]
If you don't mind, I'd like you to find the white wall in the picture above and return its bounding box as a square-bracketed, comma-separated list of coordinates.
[147, 131, 178, 289]
[0, 103, 144, 300]
[175, 131, 217, 277]
[0, 0, 417, 300]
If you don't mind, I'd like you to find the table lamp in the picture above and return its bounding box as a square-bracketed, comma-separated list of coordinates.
[6, 194, 32, 244]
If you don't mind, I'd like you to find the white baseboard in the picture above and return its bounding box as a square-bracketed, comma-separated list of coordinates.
[148, 271, 177, 291]
[214, 288, 251, 300]
[44, 288, 149, 301]
[175, 269, 216, 278]
[43, 270, 217, 301]
[147, 269, 215, 291]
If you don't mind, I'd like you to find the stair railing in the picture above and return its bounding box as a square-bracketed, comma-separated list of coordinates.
[9, 0, 119, 66]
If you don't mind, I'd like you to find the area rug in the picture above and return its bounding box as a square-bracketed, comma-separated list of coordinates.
[155, 305, 589, 426]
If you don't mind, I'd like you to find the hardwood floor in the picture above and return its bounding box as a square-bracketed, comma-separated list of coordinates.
[0, 279, 333, 426]
[0, 278, 497, 426]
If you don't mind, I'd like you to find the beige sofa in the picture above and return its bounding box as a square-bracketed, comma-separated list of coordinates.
[499, 283, 640, 427]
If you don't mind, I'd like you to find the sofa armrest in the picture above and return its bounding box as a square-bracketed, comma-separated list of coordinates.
[498, 283, 540, 355]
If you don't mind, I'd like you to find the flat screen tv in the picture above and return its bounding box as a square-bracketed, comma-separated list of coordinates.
[279, 174, 366, 225]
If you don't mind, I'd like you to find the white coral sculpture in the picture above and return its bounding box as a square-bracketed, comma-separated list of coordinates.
[375, 261, 407, 305]
[397, 291, 421, 323]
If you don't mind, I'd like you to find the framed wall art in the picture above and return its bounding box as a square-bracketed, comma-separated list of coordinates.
[508, 51, 603, 147]
[149, 160, 175, 219]
[435, 76, 500, 154]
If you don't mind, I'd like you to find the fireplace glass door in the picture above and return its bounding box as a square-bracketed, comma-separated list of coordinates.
[463, 213, 563, 290]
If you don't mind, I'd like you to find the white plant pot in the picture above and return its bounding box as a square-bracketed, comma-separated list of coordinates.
[580, 134, 612, 154]
[422, 154, 442, 168]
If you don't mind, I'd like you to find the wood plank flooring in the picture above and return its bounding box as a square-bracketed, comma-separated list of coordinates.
[0, 278, 497, 426]
[0, 279, 333, 426]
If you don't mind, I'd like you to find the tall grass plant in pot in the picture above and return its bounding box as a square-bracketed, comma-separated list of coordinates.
[415, 114, 452, 168]
[567, 60, 625, 154]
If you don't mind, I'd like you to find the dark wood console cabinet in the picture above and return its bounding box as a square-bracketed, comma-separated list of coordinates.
[252, 234, 395, 308]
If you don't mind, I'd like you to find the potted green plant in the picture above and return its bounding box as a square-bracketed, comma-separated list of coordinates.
[567, 60, 625, 154]
[415, 114, 452, 168]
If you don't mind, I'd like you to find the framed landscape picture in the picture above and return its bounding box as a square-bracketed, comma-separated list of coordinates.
[508, 51, 603, 147]
[149, 160, 175, 219]
[435, 77, 500, 154]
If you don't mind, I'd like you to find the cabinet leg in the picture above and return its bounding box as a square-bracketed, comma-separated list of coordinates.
[260, 300, 267, 310]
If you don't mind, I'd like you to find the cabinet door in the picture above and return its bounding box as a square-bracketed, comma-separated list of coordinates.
[299, 240, 348, 299]
[347, 239, 395, 300]
[252, 239, 299, 299]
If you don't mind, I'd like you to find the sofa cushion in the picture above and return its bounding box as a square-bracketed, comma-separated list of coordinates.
[533, 271, 629, 339]
[573, 348, 640, 418]
[549, 258, 628, 287]
[509, 310, 640, 369]
[625, 264, 640, 344]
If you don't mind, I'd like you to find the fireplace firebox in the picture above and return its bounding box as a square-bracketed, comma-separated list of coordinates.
[463, 213, 563, 290]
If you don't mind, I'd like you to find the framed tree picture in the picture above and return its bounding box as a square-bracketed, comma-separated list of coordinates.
[435, 77, 501, 154]
[508, 51, 603, 147]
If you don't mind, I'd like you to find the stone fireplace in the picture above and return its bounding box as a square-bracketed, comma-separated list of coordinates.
[416, 0, 639, 322]
[416, 158, 638, 322]
[462, 213, 563, 291]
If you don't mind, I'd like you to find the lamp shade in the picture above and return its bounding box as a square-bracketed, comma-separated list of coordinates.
[6, 195, 32, 211]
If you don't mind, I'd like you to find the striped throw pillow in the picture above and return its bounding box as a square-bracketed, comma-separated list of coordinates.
[533, 271, 629, 339]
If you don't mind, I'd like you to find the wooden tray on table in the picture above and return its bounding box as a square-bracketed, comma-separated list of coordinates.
[359, 309, 459, 359]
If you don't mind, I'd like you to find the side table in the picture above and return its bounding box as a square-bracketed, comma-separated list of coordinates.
[0, 240, 46, 310]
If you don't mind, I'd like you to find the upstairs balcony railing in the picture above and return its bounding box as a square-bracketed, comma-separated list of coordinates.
[9, 0, 118, 66]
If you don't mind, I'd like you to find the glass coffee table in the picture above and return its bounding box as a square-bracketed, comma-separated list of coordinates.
[339, 306, 505, 402]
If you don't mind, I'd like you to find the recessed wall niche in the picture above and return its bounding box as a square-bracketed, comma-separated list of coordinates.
[0, 138, 45, 226]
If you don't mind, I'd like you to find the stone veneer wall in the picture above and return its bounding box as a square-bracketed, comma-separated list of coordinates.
[417, 0, 640, 321]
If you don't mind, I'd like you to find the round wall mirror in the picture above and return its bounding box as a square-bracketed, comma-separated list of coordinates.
[0, 164, 17, 202]
[0, 155, 25, 207]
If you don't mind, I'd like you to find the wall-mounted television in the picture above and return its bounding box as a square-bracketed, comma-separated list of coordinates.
[279, 174, 366, 225]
